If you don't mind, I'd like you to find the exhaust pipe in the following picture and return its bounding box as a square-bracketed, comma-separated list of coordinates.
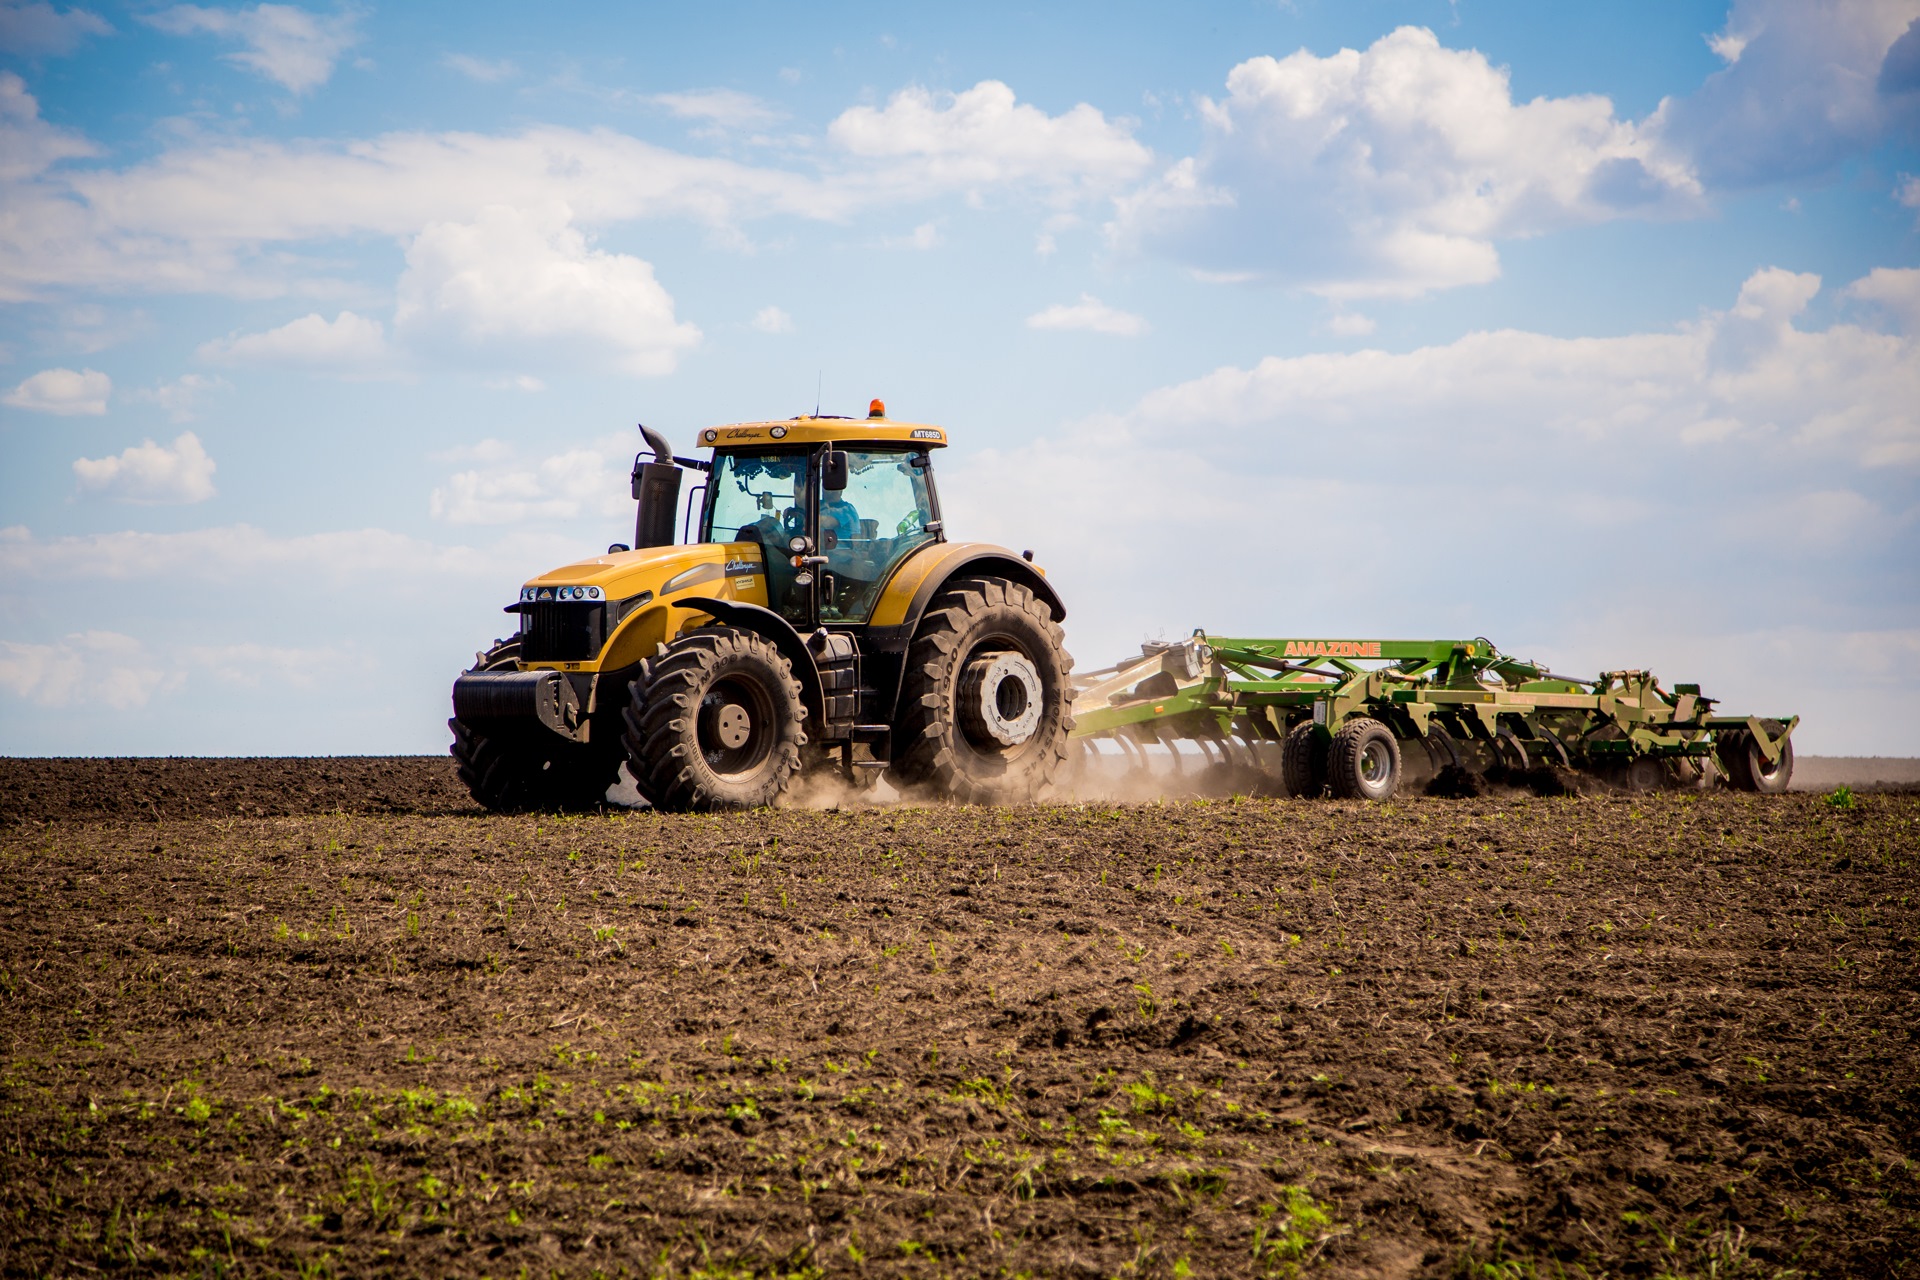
[631, 423, 683, 549]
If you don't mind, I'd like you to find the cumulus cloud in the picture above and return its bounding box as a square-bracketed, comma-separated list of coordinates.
[0, 521, 509, 585]
[197, 310, 394, 371]
[3, 365, 109, 414]
[1025, 294, 1148, 336]
[429, 437, 633, 526]
[828, 80, 1151, 201]
[1111, 27, 1700, 298]
[751, 305, 793, 334]
[72, 431, 217, 504]
[145, 3, 360, 94]
[394, 205, 700, 376]
[0, 630, 177, 709]
[1847, 265, 1920, 331]
[1656, 0, 1920, 187]
[0, 2, 111, 55]
[132, 372, 231, 421]
[0, 71, 93, 184]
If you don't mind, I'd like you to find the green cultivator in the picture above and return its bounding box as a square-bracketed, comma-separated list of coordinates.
[1070, 633, 1797, 800]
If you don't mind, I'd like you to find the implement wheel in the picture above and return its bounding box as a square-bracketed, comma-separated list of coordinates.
[623, 628, 805, 811]
[1328, 717, 1402, 801]
[891, 576, 1073, 804]
[449, 639, 621, 812]
[1281, 722, 1329, 798]
[1718, 724, 1794, 795]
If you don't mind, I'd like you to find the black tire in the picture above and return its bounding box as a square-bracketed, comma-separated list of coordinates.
[449, 639, 622, 812]
[1623, 757, 1664, 793]
[890, 576, 1073, 804]
[623, 628, 806, 811]
[1281, 721, 1329, 798]
[1328, 717, 1401, 801]
[1720, 724, 1793, 794]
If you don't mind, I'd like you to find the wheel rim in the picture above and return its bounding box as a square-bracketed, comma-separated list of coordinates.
[957, 646, 1044, 751]
[1359, 739, 1391, 784]
[699, 675, 776, 777]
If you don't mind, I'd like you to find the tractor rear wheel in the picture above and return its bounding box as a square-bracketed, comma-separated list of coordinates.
[891, 576, 1073, 804]
[623, 628, 806, 811]
[1719, 724, 1793, 794]
[1281, 722, 1329, 798]
[449, 639, 621, 812]
[1328, 717, 1401, 801]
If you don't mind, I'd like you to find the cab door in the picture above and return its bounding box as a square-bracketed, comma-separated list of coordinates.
[817, 448, 941, 624]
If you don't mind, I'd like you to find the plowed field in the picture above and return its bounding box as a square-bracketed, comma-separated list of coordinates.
[1, 758, 1915, 1278]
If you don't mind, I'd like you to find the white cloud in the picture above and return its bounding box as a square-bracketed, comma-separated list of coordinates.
[0, 521, 509, 585]
[0, 71, 93, 183]
[72, 431, 217, 504]
[1845, 265, 1920, 333]
[442, 52, 516, 83]
[132, 372, 231, 421]
[828, 80, 1151, 201]
[651, 88, 783, 129]
[1025, 294, 1148, 336]
[1110, 27, 1700, 299]
[1327, 311, 1376, 336]
[0, 2, 111, 55]
[3, 365, 109, 414]
[197, 310, 394, 371]
[886, 221, 942, 250]
[751, 305, 793, 334]
[429, 437, 633, 526]
[0, 630, 177, 709]
[1658, 0, 1920, 186]
[483, 374, 545, 392]
[146, 3, 360, 94]
[394, 205, 700, 376]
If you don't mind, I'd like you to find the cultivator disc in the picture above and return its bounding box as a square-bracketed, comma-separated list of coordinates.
[1068, 632, 1796, 802]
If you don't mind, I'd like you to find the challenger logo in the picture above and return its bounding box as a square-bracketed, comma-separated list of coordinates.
[1284, 640, 1382, 658]
[723, 557, 759, 577]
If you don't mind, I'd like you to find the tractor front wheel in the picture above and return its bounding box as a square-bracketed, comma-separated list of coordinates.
[890, 576, 1073, 804]
[623, 628, 806, 811]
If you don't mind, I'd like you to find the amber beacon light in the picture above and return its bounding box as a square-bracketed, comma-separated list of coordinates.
[868, 399, 886, 418]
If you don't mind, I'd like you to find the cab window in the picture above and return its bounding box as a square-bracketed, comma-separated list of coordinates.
[703, 451, 810, 624]
[820, 449, 938, 623]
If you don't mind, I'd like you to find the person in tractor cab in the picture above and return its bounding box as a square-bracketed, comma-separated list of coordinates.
[819, 488, 861, 556]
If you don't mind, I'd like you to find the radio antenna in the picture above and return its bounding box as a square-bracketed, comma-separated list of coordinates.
[814, 371, 821, 418]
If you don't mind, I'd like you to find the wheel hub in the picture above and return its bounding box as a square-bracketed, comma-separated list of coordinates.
[958, 651, 1043, 747]
[713, 702, 753, 750]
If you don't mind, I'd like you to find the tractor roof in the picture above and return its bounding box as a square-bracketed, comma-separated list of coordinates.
[694, 415, 948, 450]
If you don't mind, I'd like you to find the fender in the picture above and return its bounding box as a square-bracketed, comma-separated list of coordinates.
[676, 595, 825, 730]
[865, 546, 1066, 654]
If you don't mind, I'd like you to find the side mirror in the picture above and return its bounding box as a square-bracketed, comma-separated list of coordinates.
[822, 449, 849, 492]
[908, 451, 930, 470]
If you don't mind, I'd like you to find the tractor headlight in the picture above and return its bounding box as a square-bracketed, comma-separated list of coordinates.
[521, 585, 604, 602]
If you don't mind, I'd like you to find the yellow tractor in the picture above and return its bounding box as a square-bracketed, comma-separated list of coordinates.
[449, 402, 1075, 811]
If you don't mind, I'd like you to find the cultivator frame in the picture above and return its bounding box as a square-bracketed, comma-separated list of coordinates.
[1070, 633, 1797, 800]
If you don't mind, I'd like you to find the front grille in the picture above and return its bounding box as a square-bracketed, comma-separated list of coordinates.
[519, 602, 607, 662]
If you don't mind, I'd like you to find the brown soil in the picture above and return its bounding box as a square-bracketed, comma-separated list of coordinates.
[0, 756, 470, 824]
[1, 760, 1915, 1278]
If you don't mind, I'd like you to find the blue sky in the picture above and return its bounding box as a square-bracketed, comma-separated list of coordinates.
[1, 0, 1917, 756]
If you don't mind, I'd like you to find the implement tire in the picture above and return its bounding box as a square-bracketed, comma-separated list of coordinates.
[891, 575, 1073, 804]
[1281, 722, 1329, 798]
[1719, 724, 1793, 795]
[449, 639, 621, 812]
[1328, 717, 1401, 801]
[623, 628, 806, 812]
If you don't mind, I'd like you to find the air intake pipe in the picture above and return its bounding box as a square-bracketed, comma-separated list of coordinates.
[631, 424, 683, 549]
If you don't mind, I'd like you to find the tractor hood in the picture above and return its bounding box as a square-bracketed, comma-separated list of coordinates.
[519, 542, 761, 606]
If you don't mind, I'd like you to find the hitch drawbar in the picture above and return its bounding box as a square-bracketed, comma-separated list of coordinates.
[452, 670, 586, 742]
